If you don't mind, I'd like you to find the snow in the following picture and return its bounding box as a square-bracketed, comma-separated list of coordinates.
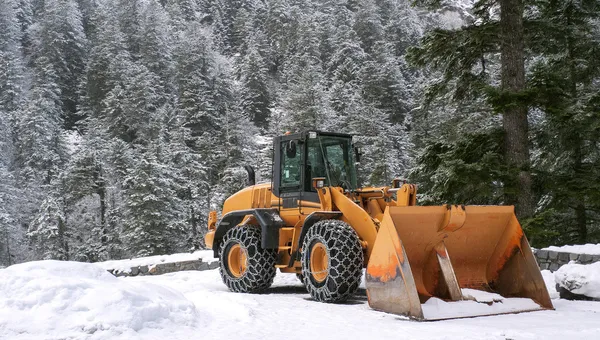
[0, 261, 202, 340]
[555, 262, 600, 299]
[462, 288, 505, 303]
[62, 130, 82, 155]
[541, 269, 560, 299]
[542, 243, 600, 255]
[1, 260, 600, 340]
[421, 289, 545, 320]
[422, 296, 541, 321]
[97, 250, 217, 273]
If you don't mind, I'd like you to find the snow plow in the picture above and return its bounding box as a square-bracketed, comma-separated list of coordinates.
[204, 131, 553, 320]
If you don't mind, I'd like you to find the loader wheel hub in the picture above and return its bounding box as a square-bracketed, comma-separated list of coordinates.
[310, 242, 329, 283]
[227, 244, 248, 278]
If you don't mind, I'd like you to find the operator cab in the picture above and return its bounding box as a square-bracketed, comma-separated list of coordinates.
[273, 131, 358, 203]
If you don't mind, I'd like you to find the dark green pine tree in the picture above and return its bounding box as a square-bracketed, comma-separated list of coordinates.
[239, 32, 272, 130]
[353, 0, 384, 55]
[527, 0, 600, 245]
[18, 79, 70, 260]
[139, 0, 175, 98]
[0, 0, 27, 266]
[122, 148, 181, 257]
[408, 0, 534, 218]
[27, 0, 87, 130]
[61, 131, 112, 261]
[278, 16, 334, 133]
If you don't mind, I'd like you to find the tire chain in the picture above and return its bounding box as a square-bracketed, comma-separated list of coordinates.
[219, 226, 277, 293]
[301, 219, 364, 302]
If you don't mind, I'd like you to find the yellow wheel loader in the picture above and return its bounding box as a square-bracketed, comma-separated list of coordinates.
[204, 131, 553, 320]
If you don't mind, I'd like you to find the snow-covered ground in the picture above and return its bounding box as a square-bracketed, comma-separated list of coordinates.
[2, 256, 600, 340]
[542, 243, 600, 255]
[541, 269, 561, 299]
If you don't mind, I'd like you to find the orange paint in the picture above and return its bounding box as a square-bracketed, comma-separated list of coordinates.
[366, 254, 401, 283]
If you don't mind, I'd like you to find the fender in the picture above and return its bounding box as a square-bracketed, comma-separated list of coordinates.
[212, 208, 285, 257]
[287, 211, 343, 267]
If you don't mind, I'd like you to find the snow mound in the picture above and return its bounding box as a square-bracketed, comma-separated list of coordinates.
[0, 260, 203, 339]
[541, 269, 560, 299]
[543, 243, 600, 255]
[555, 262, 600, 299]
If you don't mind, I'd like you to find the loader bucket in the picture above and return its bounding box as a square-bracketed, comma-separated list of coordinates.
[365, 205, 553, 321]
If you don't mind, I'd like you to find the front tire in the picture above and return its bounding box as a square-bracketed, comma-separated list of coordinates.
[219, 226, 277, 293]
[301, 220, 364, 302]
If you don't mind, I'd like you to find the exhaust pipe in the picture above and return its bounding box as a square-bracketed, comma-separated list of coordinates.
[244, 165, 256, 186]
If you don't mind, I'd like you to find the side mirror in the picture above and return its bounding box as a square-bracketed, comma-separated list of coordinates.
[285, 140, 296, 158]
[354, 146, 361, 163]
[286, 140, 297, 158]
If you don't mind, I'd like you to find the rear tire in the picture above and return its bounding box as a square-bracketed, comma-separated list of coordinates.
[301, 219, 363, 302]
[219, 226, 277, 293]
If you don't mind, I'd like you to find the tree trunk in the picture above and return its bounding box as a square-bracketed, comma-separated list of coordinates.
[500, 0, 534, 218]
[96, 162, 108, 248]
[99, 187, 107, 244]
[575, 200, 587, 243]
[3, 225, 11, 266]
[58, 216, 69, 260]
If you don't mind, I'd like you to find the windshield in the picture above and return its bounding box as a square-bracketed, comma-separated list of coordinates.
[306, 135, 357, 190]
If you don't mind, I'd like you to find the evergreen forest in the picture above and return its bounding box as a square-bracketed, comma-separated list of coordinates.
[1, 0, 599, 265]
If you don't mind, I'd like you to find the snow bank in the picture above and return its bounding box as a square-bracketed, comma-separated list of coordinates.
[2, 262, 600, 339]
[97, 250, 217, 273]
[0, 260, 203, 339]
[543, 243, 600, 255]
[555, 261, 600, 299]
[541, 269, 560, 299]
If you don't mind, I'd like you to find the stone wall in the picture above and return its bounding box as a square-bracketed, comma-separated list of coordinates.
[534, 249, 600, 271]
[108, 259, 220, 277]
[105, 249, 599, 277]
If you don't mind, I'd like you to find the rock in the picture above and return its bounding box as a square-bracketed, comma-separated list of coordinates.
[579, 254, 593, 264]
[549, 262, 561, 272]
[160, 263, 177, 274]
[593, 255, 600, 263]
[208, 261, 220, 270]
[139, 265, 149, 274]
[570, 253, 579, 261]
[558, 285, 600, 301]
[536, 250, 549, 260]
[558, 252, 570, 262]
[199, 262, 209, 270]
[177, 260, 202, 271]
[130, 266, 140, 276]
[179, 264, 191, 271]
[549, 251, 558, 260]
[153, 264, 164, 275]
[540, 262, 550, 270]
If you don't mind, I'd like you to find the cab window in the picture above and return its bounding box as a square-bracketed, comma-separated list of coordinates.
[280, 140, 301, 190]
